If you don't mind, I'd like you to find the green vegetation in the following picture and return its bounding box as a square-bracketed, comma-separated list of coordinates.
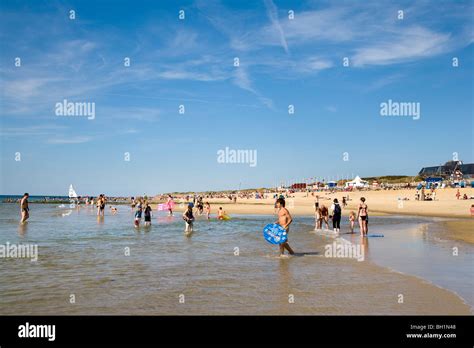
[361, 176, 416, 183]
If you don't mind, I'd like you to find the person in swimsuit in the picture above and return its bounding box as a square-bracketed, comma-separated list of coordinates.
[275, 198, 294, 256]
[314, 202, 321, 230]
[144, 203, 152, 226]
[96, 194, 105, 216]
[100, 195, 106, 216]
[20, 193, 29, 223]
[96, 195, 101, 215]
[217, 207, 225, 220]
[183, 204, 194, 233]
[134, 200, 143, 227]
[167, 195, 174, 216]
[197, 197, 204, 215]
[205, 202, 211, 220]
[357, 197, 368, 236]
[330, 198, 342, 233]
[320, 204, 329, 230]
[349, 211, 356, 233]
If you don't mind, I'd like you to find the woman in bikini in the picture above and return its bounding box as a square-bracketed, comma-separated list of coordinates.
[357, 197, 368, 236]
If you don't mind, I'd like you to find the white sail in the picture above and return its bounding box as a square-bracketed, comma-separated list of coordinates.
[69, 184, 78, 198]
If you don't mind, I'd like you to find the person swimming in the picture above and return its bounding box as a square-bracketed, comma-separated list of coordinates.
[205, 202, 211, 220]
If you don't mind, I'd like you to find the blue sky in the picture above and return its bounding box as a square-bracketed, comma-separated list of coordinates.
[0, 0, 473, 196]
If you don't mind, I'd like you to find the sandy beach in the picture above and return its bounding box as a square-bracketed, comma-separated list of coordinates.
[159, 187, 474, 244]
[193, 187, 474, 217]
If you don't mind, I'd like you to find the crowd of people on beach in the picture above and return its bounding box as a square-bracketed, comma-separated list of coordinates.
[313, 197, 369, 236]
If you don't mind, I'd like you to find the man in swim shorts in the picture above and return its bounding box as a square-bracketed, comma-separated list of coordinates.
[20, 193, 29, 223]
[275, 198, 294, 256]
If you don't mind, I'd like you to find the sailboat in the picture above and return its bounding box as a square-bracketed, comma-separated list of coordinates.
[69, 184, 78, 199]
[59, 184, 78, 216]
[59, 185, 78, 211]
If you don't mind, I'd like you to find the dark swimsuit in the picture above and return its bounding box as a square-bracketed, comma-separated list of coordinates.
[144, 207, 152, 222]
[359, 205, 367, 220]
[184, 210, 194, 222]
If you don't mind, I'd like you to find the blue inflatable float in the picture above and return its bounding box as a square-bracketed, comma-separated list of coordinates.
[263, 223, 288, 244]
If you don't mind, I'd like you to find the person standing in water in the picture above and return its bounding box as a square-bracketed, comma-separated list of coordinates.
[217, 207, 227, 220]
[320, 204, 330, 230]
[183, 204, 194, 234]
[357, 197, 368, 236]
[134, 199, 143, 227]
[144, 203, 152, 226]
[20, 193, 29, 223]
[97, 194, 106, 216]
[205, 202, 211, 220]
[275, 198, 294, 256]
[349, 211, 356, 233]
[314, 202, 321, 230]
[167, 195, 174, 216]
[331, 198, 342, 233]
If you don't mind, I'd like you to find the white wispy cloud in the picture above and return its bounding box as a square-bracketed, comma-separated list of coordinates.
[233, 68, 274, 110]
[352, 26, 452, 67]
[263, 0, 289, 54]
[47, 136, 92, 144]
[0, 124, 69, 137]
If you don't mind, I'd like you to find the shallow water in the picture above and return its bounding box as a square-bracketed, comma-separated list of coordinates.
[0, 204, 472, 315]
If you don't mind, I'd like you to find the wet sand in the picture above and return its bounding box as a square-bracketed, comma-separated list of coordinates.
[435, 219, 474, 244]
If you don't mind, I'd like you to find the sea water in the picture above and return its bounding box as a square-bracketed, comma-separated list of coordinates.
[0, 203, 472, 315]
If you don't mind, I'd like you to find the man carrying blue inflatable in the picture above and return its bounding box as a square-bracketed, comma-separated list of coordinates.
[275, 198, 295, 256]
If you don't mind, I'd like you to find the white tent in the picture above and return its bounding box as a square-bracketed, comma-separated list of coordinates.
[344, 176, 369, 189]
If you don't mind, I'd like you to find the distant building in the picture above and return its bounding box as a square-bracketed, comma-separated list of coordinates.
[418, 160, 474, 180]
[290, 183, 306, 190]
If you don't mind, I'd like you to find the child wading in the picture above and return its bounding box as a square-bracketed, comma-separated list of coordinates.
[134, 199, 143, 227]
[144, 203, 152, 226]
[183, 204, 194, 234]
